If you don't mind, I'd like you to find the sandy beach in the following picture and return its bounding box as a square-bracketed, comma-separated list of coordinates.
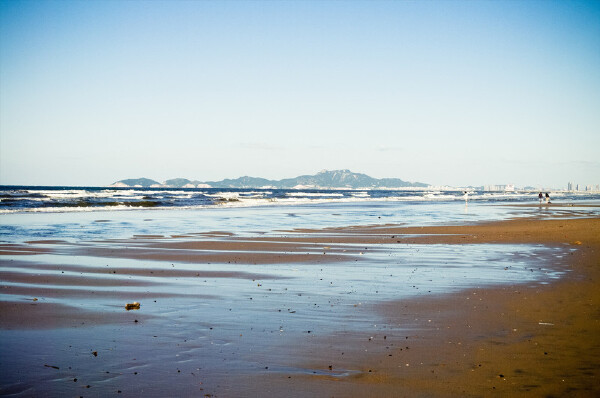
[251, 217, 600, 397]
[1, 213, 599, 397]
[3, 0, 600, 396]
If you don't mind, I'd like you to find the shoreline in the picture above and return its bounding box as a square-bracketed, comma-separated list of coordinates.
[1, 215, 598, 396]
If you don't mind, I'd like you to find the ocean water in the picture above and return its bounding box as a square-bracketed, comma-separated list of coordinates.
[2, 186, 600, 214]
[1, 186, 599, 243]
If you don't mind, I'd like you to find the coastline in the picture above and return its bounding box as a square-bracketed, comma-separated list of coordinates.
[1, 215, 598, 396]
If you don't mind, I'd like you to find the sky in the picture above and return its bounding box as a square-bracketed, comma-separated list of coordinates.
[1, 0, 599, 188]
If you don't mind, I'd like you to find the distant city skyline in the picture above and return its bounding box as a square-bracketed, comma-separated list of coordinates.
[567, 182, 600, 192]
[1, 1, 599, 188]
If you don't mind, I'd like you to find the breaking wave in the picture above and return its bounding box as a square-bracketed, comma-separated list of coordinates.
[0, 186, 598, 214]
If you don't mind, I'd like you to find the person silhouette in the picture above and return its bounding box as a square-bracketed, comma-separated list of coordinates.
[539, 192, 543, 204]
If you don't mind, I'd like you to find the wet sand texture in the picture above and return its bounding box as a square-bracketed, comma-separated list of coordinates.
[252, 217, 600, 397]
[0, 216, 598, 397]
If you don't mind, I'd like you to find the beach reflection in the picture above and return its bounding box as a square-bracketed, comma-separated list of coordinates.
[0, 234, 569, 396]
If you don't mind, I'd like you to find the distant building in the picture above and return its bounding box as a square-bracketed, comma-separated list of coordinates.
[568, 182, 573, 191]
[485, 185, 502, 191]
[484, 184, 514, 192]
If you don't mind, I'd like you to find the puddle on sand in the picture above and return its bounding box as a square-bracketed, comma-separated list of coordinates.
[0, 241, 572, 396]
[265, 365, 362, 378]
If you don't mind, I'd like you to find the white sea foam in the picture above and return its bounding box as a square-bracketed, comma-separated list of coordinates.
[1, 187, 598, 215]
[0, 205, 132, 214]
[205, 192, 240, 200]
[286, 192, 345, 197]
[423, 193, 458, 200]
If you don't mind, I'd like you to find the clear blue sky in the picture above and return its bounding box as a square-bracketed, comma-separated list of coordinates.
[1, 0, 599, 188]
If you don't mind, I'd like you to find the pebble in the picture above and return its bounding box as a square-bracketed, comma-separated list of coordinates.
[125, 302, 141, 310]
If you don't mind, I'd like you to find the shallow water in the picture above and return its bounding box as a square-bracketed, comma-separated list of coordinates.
[0, 238, 570, 396]
[0, 200, 589, 396]
[2, 200, 599, 243]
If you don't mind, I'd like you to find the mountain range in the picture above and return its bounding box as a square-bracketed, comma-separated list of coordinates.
[110, 169, 428, 189]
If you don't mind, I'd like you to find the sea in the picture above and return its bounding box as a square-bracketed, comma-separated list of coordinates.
[1, 186, 599, 243]
[4, 186, 600, 213]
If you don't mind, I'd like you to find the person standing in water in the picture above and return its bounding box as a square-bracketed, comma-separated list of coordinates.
[539, 192, 543, 204]
[545, 192, 550, 204]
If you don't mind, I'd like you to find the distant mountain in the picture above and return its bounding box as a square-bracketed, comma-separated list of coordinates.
[164, 178, 196, 188]
[276, 169, 423, 189]
[203, 176, 274, 188]
[110, 178, 161, 188]
[110, 170, 428, 189]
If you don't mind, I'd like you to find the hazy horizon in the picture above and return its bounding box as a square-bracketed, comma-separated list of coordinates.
[0, 168, 588, 190]
[1, 1, 599, 188]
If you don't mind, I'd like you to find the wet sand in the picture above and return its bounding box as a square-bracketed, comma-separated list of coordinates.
[252, 217, 600, 397]
[1, 215, 599, 396]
